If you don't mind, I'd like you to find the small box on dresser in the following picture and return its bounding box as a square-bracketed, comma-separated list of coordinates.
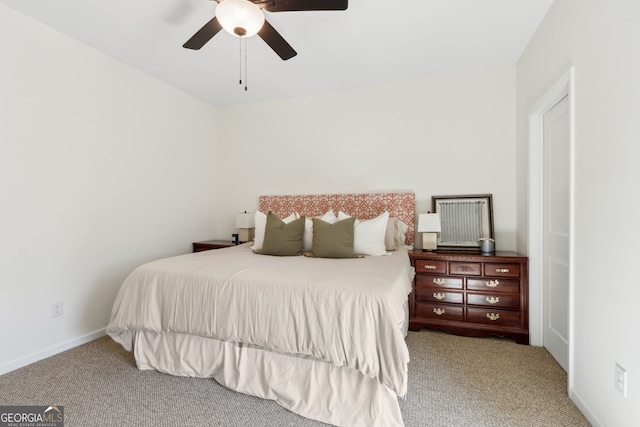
[408, 250, 529, 344]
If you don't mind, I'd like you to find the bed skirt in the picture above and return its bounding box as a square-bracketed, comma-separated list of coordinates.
[129, 331, 405, 427]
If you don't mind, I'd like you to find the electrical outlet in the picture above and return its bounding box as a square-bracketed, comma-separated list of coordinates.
[52, 301, 63, 318]
[615, 363, 627, 397]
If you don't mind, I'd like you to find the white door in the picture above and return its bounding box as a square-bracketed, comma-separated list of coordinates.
[543, 95, 570, 371]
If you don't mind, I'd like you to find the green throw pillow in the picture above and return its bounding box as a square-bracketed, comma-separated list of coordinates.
[258, 212, 305, 256]
[310, 217, 356, 258]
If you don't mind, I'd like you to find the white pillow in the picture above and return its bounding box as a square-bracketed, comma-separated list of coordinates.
[302, 210, 337, 251]
[337, 211, 389, 256]
[251, 211, 297, 251]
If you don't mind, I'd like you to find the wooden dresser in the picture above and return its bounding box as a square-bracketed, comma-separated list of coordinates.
[408, 250, 529, 344]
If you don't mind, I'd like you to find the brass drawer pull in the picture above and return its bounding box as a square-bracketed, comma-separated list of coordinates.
[487, 313, 500, 321]
[424, 264, 437, 270]
[433, 292, 446, 300]
[433, 278, 446, 285]
[486, 280, 499, 288]
[496, 268, 510, 273]
[486, 296, 500, 304]
[433, 308, 446, 316]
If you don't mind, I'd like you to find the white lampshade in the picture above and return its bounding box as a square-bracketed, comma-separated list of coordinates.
[235, 212, 255, 228]
[417, 213, 441, 233]
[216, 0, 265, 37]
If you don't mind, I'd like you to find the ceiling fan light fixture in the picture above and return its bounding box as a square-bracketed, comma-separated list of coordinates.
[216, 0, 265, 38]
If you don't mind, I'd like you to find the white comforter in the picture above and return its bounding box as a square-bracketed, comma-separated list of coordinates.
[107, 244, 413, 397]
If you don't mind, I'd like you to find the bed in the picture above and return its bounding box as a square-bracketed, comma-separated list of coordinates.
[107, 192, 415, 427]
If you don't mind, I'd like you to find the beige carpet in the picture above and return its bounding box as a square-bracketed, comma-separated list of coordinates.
[0, 330, 590, 426]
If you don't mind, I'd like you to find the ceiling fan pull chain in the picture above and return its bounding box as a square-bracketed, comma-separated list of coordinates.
[244, 37, 248, 91]
[239, 37, 242, 85]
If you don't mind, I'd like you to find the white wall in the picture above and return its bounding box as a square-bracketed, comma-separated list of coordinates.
[516, 0, 640, 425]
[0, 4, 219, 373]
[215, 66, 518, 249]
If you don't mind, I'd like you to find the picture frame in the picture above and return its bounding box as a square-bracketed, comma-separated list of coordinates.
[432, 194, 494, 250]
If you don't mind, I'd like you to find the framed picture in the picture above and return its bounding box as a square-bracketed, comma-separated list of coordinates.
[432, 194, 494, 250]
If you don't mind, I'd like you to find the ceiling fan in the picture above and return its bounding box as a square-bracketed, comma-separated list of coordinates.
[183, 0, 348, 60]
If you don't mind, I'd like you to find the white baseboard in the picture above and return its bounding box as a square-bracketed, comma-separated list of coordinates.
[0, 328, 107, 376]
[570, 388, 603, 427]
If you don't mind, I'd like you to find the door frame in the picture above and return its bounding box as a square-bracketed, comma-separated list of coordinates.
[528, 68, 575, 389]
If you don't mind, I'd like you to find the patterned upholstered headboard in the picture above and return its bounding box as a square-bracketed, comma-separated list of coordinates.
[258, 192, 416, 246]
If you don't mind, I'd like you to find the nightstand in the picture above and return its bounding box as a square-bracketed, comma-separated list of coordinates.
[408, 250, 529, 344]
[192, 240, 235, 252]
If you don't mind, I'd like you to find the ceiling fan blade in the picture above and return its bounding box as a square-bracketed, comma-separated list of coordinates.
[183, 17, 223, 50]
[258, 20, 297, 60]
[264, 0, 348, 12]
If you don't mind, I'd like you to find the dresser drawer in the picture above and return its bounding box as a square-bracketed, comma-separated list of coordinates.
[415, 289, 464, 304]
[416, 275, 463, 290]
[467, 308, 521, 328]
[449, 262, 481, 276]
[466, 278, 520, 294]
[414, 260, 447, 274]
[484, 263, 521, 278]
[416, 303, 464, 321]
[467, 292, 520, 309]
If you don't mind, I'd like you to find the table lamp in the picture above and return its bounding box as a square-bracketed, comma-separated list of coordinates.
[418, 213, 441, 251]
[235, 212, 255, 243]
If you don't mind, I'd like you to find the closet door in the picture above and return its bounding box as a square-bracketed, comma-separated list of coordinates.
[543, 94, 570, 371]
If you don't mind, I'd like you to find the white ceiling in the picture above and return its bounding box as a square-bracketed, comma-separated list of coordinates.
[1, 0, 554, 107]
